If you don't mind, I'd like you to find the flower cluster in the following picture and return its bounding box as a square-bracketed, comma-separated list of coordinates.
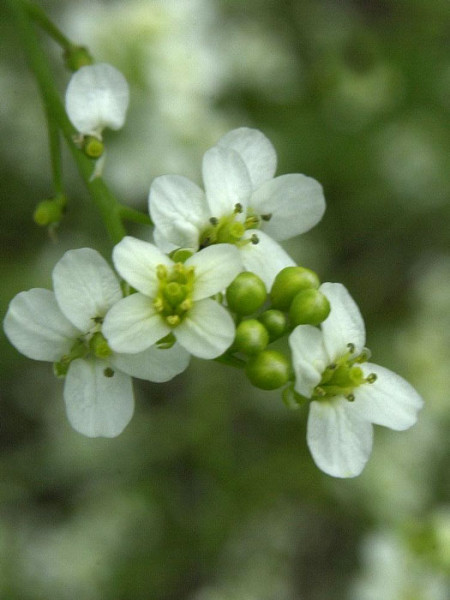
[3, 63, 424, 478]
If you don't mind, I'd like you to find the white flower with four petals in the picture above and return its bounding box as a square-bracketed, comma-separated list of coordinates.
[149, 127, 326, 288]
[289, 282, 424, 478]
[3, 248, 190, 438]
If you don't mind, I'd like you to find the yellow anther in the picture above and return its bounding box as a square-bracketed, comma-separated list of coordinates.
[156, 264, 167, 280]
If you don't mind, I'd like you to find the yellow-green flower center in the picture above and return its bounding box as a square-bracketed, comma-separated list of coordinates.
[199, 203, 271, 249]
[153, 262, 195, 327]
[313, 344, 377, 402]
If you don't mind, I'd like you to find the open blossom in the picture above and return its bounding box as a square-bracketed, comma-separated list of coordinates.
[3, 248, 189, 438]
[65, 63, 129, 139]
[102, 237, 242, 359]
[149, 127, 326, 288]
[289, 282, 424, 478]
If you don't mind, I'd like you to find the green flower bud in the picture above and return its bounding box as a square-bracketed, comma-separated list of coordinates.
[226, 272, 267, 315]
[63, 45, 94, 72]
[33, 195, 66, 226]
[83, 136, 104, 158]
[258, 309, 287, 341]
[234, 319, 269, 355]
[245, 349, 290, 390]
[289, 288, 331, 326]
[270, 266, 320, 311]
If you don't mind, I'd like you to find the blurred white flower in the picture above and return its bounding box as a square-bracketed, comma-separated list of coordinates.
[3, 248, 189, 437]
[65, 63, 129, 139]
[103, 238, 242, 358]
[289, 282, 423, 478]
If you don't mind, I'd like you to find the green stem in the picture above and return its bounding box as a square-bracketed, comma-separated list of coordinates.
[45, 106, 64, 195]
[214, 353, 246, 369]
[119, 205, 153, 226]
[24, 0, 73, 50]
[8, 0, 130, 244]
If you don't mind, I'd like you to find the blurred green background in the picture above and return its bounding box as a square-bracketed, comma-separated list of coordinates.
[1, 1, 449, 598]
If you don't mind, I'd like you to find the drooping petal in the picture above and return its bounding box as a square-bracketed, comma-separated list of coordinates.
[65, 63, 129, 136]
[53, 248, 122, 332]
[111, 343, 190, 382]
[352, 363, 424, 430]
[102, 293, 170, 353]
[64, 358, 133, 438]
[307, 398, 374, 478]
[216, 127, 277, 189]
[202, 146, 252, 217]
[175, 298, 235, 359]
[320, 282, 366, 362]
[112, 237, 172, 296]
[3, 289, 79, 361]
[239, 230, 295, 289]
[186, 244, 242, 301]
[149, 174, 209, 249]
[251, 174, 326, 241]
[289, 325, 328, 397]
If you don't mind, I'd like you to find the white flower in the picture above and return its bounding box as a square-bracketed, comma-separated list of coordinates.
[149, 127, 326, 288]
[288, 282, 424, 478]
[3, 248, 190, 438]
[65, 63, 130, 139]
[102, 237, 242, 359]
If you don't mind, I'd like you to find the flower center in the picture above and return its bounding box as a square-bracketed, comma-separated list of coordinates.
[53, 322, 112, 377]
[313, 344, 377, 402]
[153, 262, 195, 327]
[199, 203, 271, 249]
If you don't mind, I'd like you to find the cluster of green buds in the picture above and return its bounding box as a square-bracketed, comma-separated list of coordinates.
[225, 266, 331, 391]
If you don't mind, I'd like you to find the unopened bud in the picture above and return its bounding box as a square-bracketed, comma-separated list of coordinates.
[33, 195, 66, 226]
[234, 319, 269, 355]
[226, 272, 267, 315]
[245, 349, 290, 390]
[289, 288, 330, 326]
[258, 309, 287, 341]
[270, 266, 320, 311]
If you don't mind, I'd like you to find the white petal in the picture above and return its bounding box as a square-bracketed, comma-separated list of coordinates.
[352, 363, 424, 430]
[251, 174, 326, 241]
[175, 298, 235, 358]
[239, 230, 296, 289]
[64, 358, 133, 438]
[289, 325, 328, 397]
[149, 175, 209, 249]
[111, 343, 190, 382]
[186, 244, 243, 300]
[102, 293, 170, 353]
[217, 127, 277, 189]
[307, 398, 373, 478]
[65, 63, 129, 136]
[153, 227, 178, 254]
[320, 282, 366, 362]
[112, 236, 171, 296]
[202, 146, 252, 217]
[3, 289, 79, 361]
[53, 248, 122, 331]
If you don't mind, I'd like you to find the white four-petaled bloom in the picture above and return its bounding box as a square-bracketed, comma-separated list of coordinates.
[289, 282, 424, 478]
[3, 248, 190, 438]
[65, 63, 130, 139]
[149, 127, 326, 288]
[102, 237, 242, 359]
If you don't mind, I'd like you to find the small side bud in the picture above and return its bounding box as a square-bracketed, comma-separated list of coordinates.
[83, 136, 104, 158]
[258, 309, 287, 341]
[270, 266, 320, 311]
[234, 319, 269, 355]
[63, 45, 94, 72]
[245, 349, 290, 390]
[33, 195, 66, 227]
[289, 288, 331, 326]
[226, 272, 267, 315]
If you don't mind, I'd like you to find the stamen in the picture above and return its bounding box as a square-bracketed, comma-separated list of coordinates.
[250, 234, 259, 244]
[356, 347, 372, 363]
[347, 342, 355, 354]
[234, 203, 243, 214]
[261, 213, 272, 221]
[103, 367, 115, 378]
[209, 217, 218, 225]
[156, 264, 167, 280]
[346, 393, 355, 402]
[367, 373, 377, 384]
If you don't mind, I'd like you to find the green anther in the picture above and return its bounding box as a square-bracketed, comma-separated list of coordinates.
[210, 217, 219, 225]
[250, 234, 259, 244]
[53, 338, 88, 377]
[313, 345, 375, 403]
[234, 203, 243, 213]
[103, 367, 115, 378]
[261, 213, 272, 221]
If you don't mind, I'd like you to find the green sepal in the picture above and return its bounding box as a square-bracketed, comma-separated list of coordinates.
[63, 45, 94, 72]
[156, 333, 176, 349]
[282, 384, 308, 410]
[170, 248, 194, 263]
